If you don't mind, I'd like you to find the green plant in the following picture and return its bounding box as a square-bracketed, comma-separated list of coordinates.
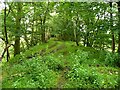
[64, 66, 99, 88]
[2, 57, 58, 88]
[64, 65, 118, 88]
[104, 52, 119, 67]
[42, 54, 64, 71]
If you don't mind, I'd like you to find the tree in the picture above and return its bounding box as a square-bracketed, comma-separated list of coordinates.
[4, 2, 10, 61]
[117, 1, 120, 54]
[110, 2, 115, 53]
[14, 2, 22, 56]
[1, 1, 120, 60]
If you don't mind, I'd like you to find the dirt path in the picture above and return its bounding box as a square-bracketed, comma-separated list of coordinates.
[39, 42, 58, 56]
[56, 72, 66, 88]
[56, 49, 69, 88]
[56, 59, 70, 89]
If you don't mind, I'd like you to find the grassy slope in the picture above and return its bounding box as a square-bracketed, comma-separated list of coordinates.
[1, 39, 119, 88]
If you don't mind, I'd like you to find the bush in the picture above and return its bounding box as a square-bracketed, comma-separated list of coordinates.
[67, 50, 89, 67]
[104, 52, 119, 67]
[42, 54, 64, 71]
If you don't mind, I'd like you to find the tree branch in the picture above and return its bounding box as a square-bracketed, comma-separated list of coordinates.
[0, 37, 5, 41]
[7, 2, 16, 18]
[0, 44, 14, 61]
[6, 2, 13, 17]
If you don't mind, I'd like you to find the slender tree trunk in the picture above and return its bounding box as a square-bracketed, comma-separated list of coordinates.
[74, 16, 79, 46]
[75, 30, 79, 46]
[75, 31, 79, 46]
[23, 19, 29, 49]
[86, 32, 90, 47]
[74, 28, 77, 45]
[118, 32, 120, 53]
[112, 32, 115, 52]
[30, 18, 34, 46]
[117, 1, 120, 68]
[110, 2, 115, 53]
[14, 3, 22, 56]
[117, 1, 120, 54]
[30, 3, 38, 46]
[4, 2, 10, 61]
[41, 1, 50, 43]
[83, 35, 86, 46]
[41, 26, 46, 43]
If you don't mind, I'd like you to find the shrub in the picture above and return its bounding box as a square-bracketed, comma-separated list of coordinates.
[104, 52, 119, 67]
[42, 54, 64, 71]
[67, 50, 89, 67]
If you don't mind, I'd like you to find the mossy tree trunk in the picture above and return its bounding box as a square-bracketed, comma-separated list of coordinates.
[14, 3, 22, 56]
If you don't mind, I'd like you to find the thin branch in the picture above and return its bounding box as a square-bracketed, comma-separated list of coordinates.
[7, 2, 16, 17]
[0, 37, 5, 41]
[0, 44, 14, 62]
[6, 2, 13, 17]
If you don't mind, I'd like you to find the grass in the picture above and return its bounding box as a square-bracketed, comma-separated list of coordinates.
[1, 39, 119, 88]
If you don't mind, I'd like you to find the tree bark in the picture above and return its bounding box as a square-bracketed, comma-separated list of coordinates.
[14, 3, 22, 56]
[41, 2, 50, 43]
[86, 32, 90, 47]
[4, 2, 10, 61]
[110, 2, 115, 53]
[117, 1, 120, 54]
[74, 15, 79, 46]
[118, 32, 120, 53]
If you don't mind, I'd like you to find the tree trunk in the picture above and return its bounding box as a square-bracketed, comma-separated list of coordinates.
[73, 28, 77, 46]
[41, 26, 46, 43]
[112, 32, 115, 52]
[30, 18, 34, 46]
[117, 1, 120, 54]
[23, 19, 29, 49]
[74, 15, 79, 46]
[86, 32, 90, 47]
[118, 32, 120, 53]
[110, 2, 115, 53]
[4, 2, 10, 61]
[83, 36, 86, 46]
[41, 1, 50, 43]
[14, 3, 22, 56]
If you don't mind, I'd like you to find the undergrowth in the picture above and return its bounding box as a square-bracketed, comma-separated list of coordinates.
[1, 41, 119, 88]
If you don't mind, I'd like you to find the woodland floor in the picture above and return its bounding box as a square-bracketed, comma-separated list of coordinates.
[1, 39, 119, 88]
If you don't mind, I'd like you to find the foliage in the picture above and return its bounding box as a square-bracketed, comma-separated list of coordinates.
[64, 65, 118, 88]
[42, 54, 64, 71]
[2, 57, 58, 88]
[1, 1, 120, 88]
[2, 41, 119, 88]
[104, 52, 119, 67]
